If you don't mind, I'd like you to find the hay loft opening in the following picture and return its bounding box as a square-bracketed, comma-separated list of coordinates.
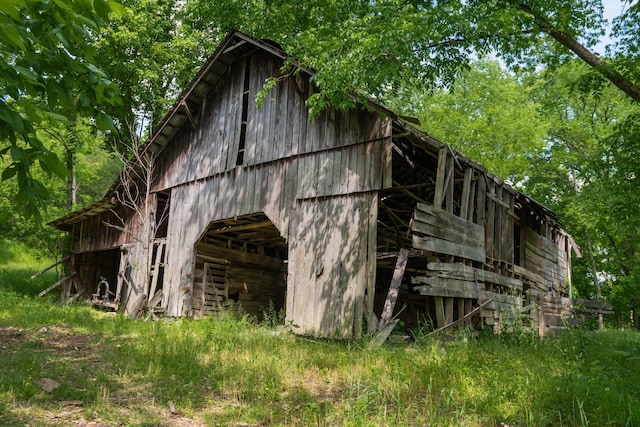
[192, 212, 288, 319]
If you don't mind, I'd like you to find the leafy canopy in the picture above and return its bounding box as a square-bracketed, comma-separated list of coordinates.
[0, 0, 122, 223]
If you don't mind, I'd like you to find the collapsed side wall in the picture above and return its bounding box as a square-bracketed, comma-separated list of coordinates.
[402, 146, 575, 333]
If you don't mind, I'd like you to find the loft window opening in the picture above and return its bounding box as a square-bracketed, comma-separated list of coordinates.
[236, 58, 251, 166]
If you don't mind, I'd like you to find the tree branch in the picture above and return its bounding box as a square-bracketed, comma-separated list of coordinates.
[514, 1, 640, 104]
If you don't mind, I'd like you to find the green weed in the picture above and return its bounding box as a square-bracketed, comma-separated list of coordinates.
[0, 263, 639, 426]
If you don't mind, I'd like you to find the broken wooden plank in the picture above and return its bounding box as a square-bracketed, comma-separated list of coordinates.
[570, 298, 614, 311]
[414, 202, 484, 241]
[414, 283, 478, 299]
[38, 272, 77, 297]
[412, 276, 481, 295]
[428, 299, 492, 335]
[426, 262, 523, 289]
[148, 289, 164, 309]
[378, 248, 409, 330]
[513, 265, 546, 285]
[412, 234, 485, 263]
[31, 256, 70, 279]
[368, 319, 399, 348]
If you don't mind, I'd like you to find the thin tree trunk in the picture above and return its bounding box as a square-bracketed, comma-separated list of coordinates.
[584, 225, 604, 330]
[66, 149, 76, 213]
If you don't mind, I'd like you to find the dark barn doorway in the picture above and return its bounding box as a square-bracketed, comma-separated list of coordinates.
[193, 212, 288, 320]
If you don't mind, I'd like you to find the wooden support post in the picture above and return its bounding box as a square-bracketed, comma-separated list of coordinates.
[445, 297, 454, 325]
[148, 239, 166, 303]
[428, 299, 493, 336]
[434, 148, 448, 209]
[445, 155, 454, 214]
[457, 298, 465, 322]
[460, 168, 473, 220]
[464, 299, 472, 326]
[378, 248, 409, 330]
[366, 196, 378, 335]
[435, 296, 445, 329]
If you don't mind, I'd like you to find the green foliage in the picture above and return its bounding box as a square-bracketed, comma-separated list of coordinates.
[394, 59, 548, 183]
[0, 0, 122, 223]
[0, 120, 118, 256]
[180, 0, 623, 115]
[93, 0, 211, 139]
[522, 60, 640, 321]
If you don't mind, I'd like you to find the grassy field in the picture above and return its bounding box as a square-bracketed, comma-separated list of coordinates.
[1, 250, 639, 426]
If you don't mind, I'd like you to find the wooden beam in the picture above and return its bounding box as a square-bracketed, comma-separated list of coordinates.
[209, 221, 273, 234]
[38, 272, 77, 297]
[31, 256, 70, 279]
[378, 248, 409, 329]
[428, 299, 493, 336]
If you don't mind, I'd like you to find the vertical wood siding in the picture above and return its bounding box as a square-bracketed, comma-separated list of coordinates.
[152, 52, 390, 193]
[288, 194, 377, 338]
[158, 49, 391, 334]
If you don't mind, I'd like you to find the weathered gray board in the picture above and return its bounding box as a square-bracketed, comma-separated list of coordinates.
[154, 51, 391, 338]
[288, 193, 377, 338]
[152, 52, 392, 193]
[411, 202, 485, 262]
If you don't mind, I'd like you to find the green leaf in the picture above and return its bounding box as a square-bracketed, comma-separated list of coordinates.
[0, 106, 25, 134]
[109, 0, 126, 16]
[43, 110, 70, 124]
[96, 112, 117, 133]
[24, 103, 44, 124]
[1, 165, 17, 181]
[27, 136, 44, 151]
[0, 0, 26, 21]
[13, 66, 39, 85]
[0, 24, 27, 52]
[10, 146, 26, 162]
[39, 151, 67, 180]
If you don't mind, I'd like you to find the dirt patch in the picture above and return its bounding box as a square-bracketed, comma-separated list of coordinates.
[1, 325, 204, 426]
[36, 325, 93, 352]
[282, 367, 344, 404]
[0, 326, 25, 350]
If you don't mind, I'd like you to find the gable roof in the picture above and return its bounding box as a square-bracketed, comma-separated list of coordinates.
[50, 29, 562, 231]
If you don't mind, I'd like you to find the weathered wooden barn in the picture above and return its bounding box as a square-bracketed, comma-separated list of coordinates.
[50, 30, 606, 338]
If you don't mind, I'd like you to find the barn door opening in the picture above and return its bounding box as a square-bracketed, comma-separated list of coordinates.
[193, 212, 288, 319]
[72, 248, 122, 309]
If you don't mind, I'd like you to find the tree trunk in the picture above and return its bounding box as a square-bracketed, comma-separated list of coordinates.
[546, 29, 640, 104]
[66, 149, 76, 213]
[584, 225, 604, 330]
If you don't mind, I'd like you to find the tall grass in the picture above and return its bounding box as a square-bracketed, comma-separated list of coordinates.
[0, 258, 639, 426]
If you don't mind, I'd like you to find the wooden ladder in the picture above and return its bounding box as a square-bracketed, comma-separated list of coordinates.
[148, 238, 167, 304]
[202, 261, 229, 316]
